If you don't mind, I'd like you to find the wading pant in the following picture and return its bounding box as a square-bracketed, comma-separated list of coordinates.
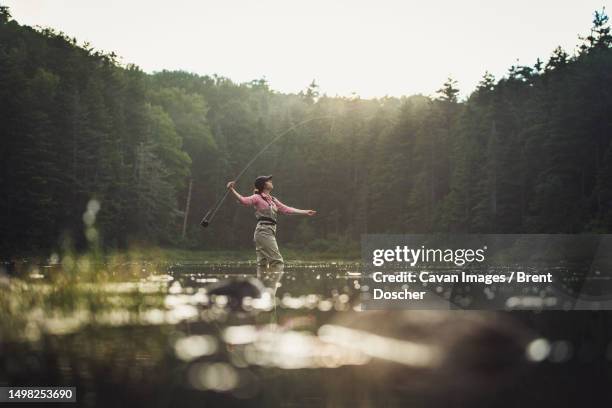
[254, 224, 284, 293]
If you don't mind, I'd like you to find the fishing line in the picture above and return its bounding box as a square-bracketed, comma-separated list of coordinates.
[200, 115, 333, 227]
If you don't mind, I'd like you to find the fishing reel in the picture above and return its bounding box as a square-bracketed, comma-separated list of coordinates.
[200, 210, 211, 228]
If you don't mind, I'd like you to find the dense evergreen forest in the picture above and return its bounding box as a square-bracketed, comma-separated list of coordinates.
[1, 5, 612, 256]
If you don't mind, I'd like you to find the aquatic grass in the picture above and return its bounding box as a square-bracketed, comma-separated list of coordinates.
[0, 199, 169, 342]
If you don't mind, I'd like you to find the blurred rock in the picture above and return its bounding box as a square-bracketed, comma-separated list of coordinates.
[207, 277, 266, 310]
[323, 310, 536, 406]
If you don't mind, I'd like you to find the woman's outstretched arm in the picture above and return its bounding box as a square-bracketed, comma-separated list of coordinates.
[273, 197, 317, 216]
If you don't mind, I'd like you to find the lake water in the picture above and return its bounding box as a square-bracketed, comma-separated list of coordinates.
[1, 260, 611, 407]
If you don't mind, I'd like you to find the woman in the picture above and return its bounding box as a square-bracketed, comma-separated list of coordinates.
[227, 175, 316, 288]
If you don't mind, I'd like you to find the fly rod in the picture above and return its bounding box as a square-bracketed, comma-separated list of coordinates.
[200, 115, 332, 228]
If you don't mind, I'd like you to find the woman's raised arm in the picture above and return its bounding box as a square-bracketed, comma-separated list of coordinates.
[227, 181, 256, 206]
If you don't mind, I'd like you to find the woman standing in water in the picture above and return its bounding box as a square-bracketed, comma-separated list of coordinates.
[227, 175, 316, 289]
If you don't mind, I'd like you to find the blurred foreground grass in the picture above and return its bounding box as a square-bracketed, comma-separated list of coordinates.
[0, 241, 359, 344]
[0, 241, 169, 343]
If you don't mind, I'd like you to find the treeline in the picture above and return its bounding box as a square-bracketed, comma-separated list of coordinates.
[1, 5, 612, 255]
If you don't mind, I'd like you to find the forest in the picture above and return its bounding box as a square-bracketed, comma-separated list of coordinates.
[1, 5, 612, 256]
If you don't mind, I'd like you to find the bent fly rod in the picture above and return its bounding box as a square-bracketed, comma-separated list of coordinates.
[200, 115, 332, 228]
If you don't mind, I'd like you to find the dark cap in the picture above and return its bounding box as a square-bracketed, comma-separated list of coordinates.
[254, 175, 273, 191]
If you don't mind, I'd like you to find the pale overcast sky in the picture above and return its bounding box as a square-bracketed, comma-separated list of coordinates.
[3, 0, 610, 99]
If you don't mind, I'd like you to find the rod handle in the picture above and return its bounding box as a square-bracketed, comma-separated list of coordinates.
[200, 210, 212, 228]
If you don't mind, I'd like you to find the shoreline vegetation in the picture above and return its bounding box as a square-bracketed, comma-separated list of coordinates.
[107, 245, 362, 264]
[2, 245, 362, 270]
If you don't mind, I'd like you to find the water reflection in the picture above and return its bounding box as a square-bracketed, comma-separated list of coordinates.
[0, 261, 610, 406]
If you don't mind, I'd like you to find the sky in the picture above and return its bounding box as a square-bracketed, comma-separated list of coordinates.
[3, 0, 611, 100]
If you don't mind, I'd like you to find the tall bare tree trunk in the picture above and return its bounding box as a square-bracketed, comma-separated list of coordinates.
[182, 178, 193, 239]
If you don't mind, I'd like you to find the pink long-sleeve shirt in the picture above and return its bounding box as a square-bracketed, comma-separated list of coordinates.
[237, 192, 299, 214]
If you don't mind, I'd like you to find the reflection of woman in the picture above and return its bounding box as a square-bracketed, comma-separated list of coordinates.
[227, 175, 316, 288]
